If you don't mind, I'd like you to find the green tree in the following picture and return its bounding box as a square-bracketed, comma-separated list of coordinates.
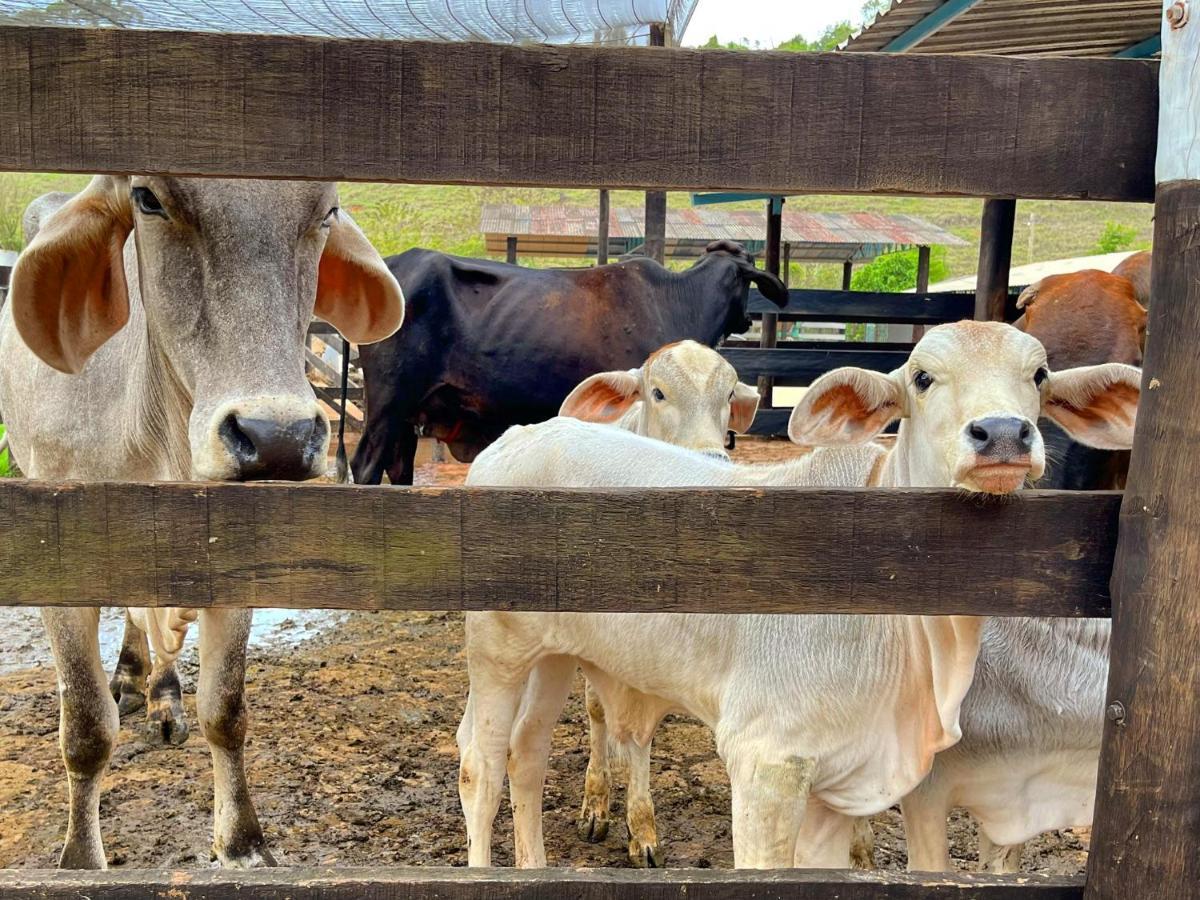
[776, 21, 854, 52]
[1094, 221, 1138, 254]
[861, 0, 891, 22]
[850, 247, 948, 293]
[700, 33, 750, 50]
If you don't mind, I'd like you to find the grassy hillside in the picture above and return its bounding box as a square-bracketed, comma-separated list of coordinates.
[0, 173, 1153, 288]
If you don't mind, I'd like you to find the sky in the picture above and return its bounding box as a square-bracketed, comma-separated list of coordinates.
[680, 0, 871, 48]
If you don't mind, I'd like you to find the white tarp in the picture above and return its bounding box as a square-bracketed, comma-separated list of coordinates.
[0, 0, 698, 44]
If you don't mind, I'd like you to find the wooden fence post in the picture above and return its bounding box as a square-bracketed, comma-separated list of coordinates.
[505, 235, 518, 264]
[974, 199, 1015, 321]
[1086, 5, 1200, 899]
[597, 189, 610, 265]
[642, 23, 668, 266]
[757, 196, 783, 404]
[912, 244, 932, 341]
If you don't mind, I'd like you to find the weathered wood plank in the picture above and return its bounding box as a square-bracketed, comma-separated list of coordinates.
[975, 200, 1017, 322]
[0, 26, 1157, 200]
[1086, 186, 1200, 897]
[0, 867, 1085, 899]
[0, 481, 1118, 617]
[720, 346, 911, 383]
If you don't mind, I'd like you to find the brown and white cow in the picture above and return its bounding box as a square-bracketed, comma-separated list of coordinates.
[0, 176, 403, 868]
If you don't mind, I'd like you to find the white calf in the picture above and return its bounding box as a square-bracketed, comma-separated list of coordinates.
[560, 340, 758, 864]
[457, 321, 1140, 869]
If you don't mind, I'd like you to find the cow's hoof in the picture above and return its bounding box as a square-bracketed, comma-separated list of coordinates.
[628, 839, 663, 869]
[145, 706, 190, 747]
[109, 675, 147, 716]
[577, 810, 609, 843]
[57, 840, 107, 870]
[214, 842, 277, 869]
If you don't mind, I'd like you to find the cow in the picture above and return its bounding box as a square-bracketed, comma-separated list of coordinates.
[885, 262, 1148, 874]
[456, 321, 1140, 869]
[558, 340, 758, 865]
[350, 240, 788, 486]
[1111, 250, 1151, 308]
[0, 175, 403, 869]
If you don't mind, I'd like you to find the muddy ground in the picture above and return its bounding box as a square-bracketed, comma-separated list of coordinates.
[0, 439, 1089, 873]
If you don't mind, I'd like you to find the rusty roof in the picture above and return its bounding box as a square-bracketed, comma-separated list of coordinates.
[481, 204, 966, 261]
[843, 0, 1161, 57]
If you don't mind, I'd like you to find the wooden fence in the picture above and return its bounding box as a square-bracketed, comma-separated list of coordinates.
[0, 18, 1192, 900]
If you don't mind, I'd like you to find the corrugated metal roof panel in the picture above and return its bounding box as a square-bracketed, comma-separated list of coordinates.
[844, 0, 1160, 57]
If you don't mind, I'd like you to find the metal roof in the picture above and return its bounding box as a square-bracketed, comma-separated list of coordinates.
[843, 0, 1161, 57]
[0, 0, 697, 45]
[481, 204, 967, 261]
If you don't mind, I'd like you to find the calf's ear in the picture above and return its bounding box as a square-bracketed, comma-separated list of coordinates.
[788, 367, 905, 447]
[728, 382, 760, 434]
[316, 211, 405, 344]
[11, 176, 133, 374]
[1044, 363, 1140, 450]
[560, 370, 642, 423]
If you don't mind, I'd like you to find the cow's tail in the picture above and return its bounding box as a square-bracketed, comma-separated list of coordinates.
[335, 335, 353, 484]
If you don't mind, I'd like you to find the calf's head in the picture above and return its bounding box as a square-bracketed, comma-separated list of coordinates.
[11, 175, 403, 481]
[787, 321, 1140, 493]
[698, 240, 788, 335]
[559, 340, 758, 457]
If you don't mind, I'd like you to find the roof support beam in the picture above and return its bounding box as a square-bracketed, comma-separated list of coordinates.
[881, 0, 986, 52]
[1115, 33, 1162, 57]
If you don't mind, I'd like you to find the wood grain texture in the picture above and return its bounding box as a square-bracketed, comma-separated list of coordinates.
[0, 480, 1117, 617]
[720, 346, 911, 383]
[0, 26, 1157, 199]
[1086, 181, 1200, 899]
[0, 867, 1085, 899]
[974, 200, 1018, 322]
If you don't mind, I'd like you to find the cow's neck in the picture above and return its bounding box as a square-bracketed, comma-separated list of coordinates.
[672, 262, 743, 343]
[121, 284, 193, 480]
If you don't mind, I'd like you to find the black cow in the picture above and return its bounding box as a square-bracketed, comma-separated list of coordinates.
[351, 240, 787, 485]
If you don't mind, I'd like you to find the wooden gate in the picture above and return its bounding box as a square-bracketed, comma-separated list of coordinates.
[0, 14, 1192, 900]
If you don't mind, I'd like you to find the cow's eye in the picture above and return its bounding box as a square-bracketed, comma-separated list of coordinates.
[652, 388, 665, 402]
[913, 370, 934, 393]
[1034, 367, 1049, 388]
[131, 187, 166, 219]
[321, 207, 339, 229]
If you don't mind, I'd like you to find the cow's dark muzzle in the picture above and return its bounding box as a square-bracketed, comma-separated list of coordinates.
[220, 414, 328, 481]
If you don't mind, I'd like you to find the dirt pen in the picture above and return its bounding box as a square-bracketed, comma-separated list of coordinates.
[0, 12, 1194, 900]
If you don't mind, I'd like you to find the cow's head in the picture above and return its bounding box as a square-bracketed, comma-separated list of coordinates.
[699, 240, 788, 336]
[787, 321, 1140, 493]
[559, 340, 758, 457]
[11, 175, 404, 481]
[1015, 270, 1147, 368]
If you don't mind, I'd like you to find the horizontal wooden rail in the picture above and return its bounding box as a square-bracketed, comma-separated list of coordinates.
[748, 289, 976, 323]
[0, 27, 1156, 199]
[721, 346, 910, 383]
[0, 867, 1085, 899]
[0, 480, 1117, 616]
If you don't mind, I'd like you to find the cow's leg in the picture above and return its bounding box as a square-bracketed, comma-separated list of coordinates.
[900, 788, 952, 872]
[457, 669, 525, 866]
[726, 752, 814, 868]
[198, 608, 274, 868]
[144, 658, 189, 747]
[508, 656, 575, 868]
[385, 425, 419, 486]
[350, 414, 392, 485]
[42, 607, 119, 869]
[793, 801, 855, 868]
[108, 611, 149, 716]
[977, 833, 1024, 874]
[577, 678, 612, 843]
[850, 816, 877, 869]
[623, 736, 661, 868]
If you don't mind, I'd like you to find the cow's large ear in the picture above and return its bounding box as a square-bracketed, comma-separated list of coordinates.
[560, 369, 641, 423]
[788, 367, 906, 446]
[728, 382, 760, 433]
[1044, 363, 1140, 450]
[316, 212, 405, 344]
[10, 176, 132, 374]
